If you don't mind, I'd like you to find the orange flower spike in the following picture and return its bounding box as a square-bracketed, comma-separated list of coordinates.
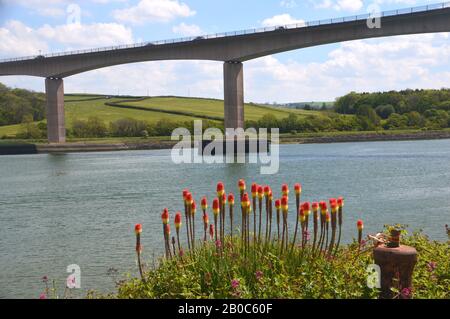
[238, 179, 246, 192]
[135, 223, 142, 235]
[264, 185, 270, 197]
[191, 200, 197, 215]
[251, 183, 258, 198]
[275, 199, 281, 210]
[161, 208, 170, 225]
[185, 192, 193, 205]
[257, 186, 264, 199]
[357, 219, 364, 231]
[201, 197, 208, 210]
[281, 195, 289, 212]
[222, 193, 227, 205]
[203, 212, 209, 225]
[182, 189, 189, 201]
[303, 202, 311, 217]
[337, 197, 344, 208]
[294, 183, 302, 195]
[325, 212, 331, 224]
[242, 193, 250, 208]
[282, 184, 289, 197]
[268, 189, 273, 201]
[216, 182, 225, 197]
[320, 201, 327, 215]
[299, 208, 306, 223]
[174, 212, 182, 230]
[312, 202, 319, 212]
[228, 193, 235, 206]
[329, 198, 338, 213]
[212, 198, 220, 216]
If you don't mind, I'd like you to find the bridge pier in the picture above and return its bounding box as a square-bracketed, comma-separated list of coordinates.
[45, 77, 66, 143]
[223, 61, 244, 134]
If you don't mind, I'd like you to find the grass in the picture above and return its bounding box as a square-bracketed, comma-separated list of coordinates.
[0, 95, 326, 138]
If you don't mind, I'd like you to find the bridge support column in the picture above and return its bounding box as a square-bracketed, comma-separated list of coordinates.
[45, 77, 66, 143]
[223, 61, 244, 133]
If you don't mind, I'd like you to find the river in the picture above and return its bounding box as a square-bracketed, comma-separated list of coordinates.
[0, 139, 449, 298]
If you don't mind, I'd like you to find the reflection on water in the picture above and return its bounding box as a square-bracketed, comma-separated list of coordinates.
[0, 139, 449, 298]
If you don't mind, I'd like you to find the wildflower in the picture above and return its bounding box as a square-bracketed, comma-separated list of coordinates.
[182, 189, 189, 201]
[255, 270, 263, 281]
[203, 212, 209, 225]
[39, 293, 47, 299]
[299, 207, 306, 223]
[165, 224, 171, 236]
[201, 197, 208, 210]
[215, 240, 222, 249]
[185, 192, 193, 205]
[217, 182, 225, 197]
[42, 276, 48, 283]
[212, 198, 220, 216]
[228, 193, 235, 205]
[303, 230, 311, 241]
[242, 193, 250, 208]
[337, 197, 344, 208]
[356, 219, 364, 231]
[282, 184, 289, 196]
[135, 223, 143, 235]
[427, 261, 437, 272]
[294, 183, 302, 195]
[231, 279, 240, 289]
[251, 183, 258, 198]
[281, 196, 288, 212]
[302, 202, 311, 216]
[174, 212, 182, 229]
[263, 185, 270, 196]
[161, 209, 169, 225]
[257, 185, 264, 199]
[275, 199, 281, 210]
[329, 198, 338, 213]
[222, 193, 227, 204]
[238, 179, 246, 192]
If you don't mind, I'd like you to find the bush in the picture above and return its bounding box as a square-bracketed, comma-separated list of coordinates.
[72, 117, 108, 138]
[110, 118, 149, 137]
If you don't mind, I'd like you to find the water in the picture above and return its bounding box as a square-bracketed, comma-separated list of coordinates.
[0, 139, 449, 298]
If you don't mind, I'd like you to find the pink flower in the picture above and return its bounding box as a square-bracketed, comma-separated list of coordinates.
[39, 293, 47, 299]
[231, 279, 240, 289]
[42, 276, 48, 283]
[179, 248, 184, 257]
[215, 240, 222, 249]
[255, 270, 263, 281]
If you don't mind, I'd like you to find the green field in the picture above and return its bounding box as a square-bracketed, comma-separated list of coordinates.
[0, 95, 324, 137]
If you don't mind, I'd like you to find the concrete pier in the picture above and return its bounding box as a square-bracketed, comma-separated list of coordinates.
[45, 78, 66, 143]
[223, 61, 244, 133]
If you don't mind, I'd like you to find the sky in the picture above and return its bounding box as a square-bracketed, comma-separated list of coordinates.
[0, 0, 449, 103]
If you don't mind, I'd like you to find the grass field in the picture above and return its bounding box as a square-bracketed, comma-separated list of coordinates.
[0, 95, 324, 137]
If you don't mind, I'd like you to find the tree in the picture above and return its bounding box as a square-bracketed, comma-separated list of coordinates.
[375, 104, 395, 119]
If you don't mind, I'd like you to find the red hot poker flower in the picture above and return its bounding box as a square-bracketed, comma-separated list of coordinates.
[174, 212, 182, 229]
[242, 193, 250, 208]
[329, 198, 338, 212]
[299, 208, 306, 222]
[185, 192, 193, 205]
[257, 186, 264, 199]
[302, 202, 311, 216]
[312, 202, 319, 212]
[320, 201, 327, 212]
[161, 208, 169, 224]
[164, 224, 171, 235]
[217, 182, 225, 196]
[203, 212, 209, 225]
[282, 184, 289, 196]
[182, 189, 189, 200]
[281, 196, 288, 211]
[275, 199, 281, 209]
[238, 179, 246, 191]
[337, 197, 344, 208]
[325, 212, 331, 223]
[357, 220, 364, 230]
[264, 185, 270, 196]
[268, 190, 273, 200]
[251, 183, 258, 198]
[201, 197, 208, 210]
[222, 193, 227, 204]
[212, 198, 220, 215]
[294, 183, 302, 195]
[191, 201, 197, 214]
[228, 193, 235, 205]
[135, 224, 142, 235]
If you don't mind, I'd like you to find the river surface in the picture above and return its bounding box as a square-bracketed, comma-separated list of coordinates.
[1, 139, 449, 298]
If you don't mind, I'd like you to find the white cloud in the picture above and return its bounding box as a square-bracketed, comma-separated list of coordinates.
[0, 20, 49, 57]
[172, 23, 202, 36]
[113, 0, 196, 25]
[261, 14, 305, 27]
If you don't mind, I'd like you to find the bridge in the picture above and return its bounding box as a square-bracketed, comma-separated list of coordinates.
[1, 2, 450, 143]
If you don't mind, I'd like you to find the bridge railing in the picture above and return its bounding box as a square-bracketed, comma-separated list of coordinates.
[1, 1, 449, 64]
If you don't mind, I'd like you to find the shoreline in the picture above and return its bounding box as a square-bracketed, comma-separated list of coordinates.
[1, 130, 450, 155]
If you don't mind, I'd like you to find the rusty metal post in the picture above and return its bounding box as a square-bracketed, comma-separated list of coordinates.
[373, 230, 417, 299]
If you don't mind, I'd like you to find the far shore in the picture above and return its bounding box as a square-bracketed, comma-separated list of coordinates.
[1, 129, 450, 155]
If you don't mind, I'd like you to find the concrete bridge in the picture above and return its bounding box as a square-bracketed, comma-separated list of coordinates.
[1, 2, 450, 143]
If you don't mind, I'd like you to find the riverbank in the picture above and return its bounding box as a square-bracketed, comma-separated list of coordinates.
[1, 129, 450, 155]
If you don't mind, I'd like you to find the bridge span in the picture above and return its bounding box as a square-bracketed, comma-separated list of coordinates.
[1, 3, 450, 143]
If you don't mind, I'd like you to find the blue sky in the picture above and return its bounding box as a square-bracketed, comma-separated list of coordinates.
[0, 0, 449, 102]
